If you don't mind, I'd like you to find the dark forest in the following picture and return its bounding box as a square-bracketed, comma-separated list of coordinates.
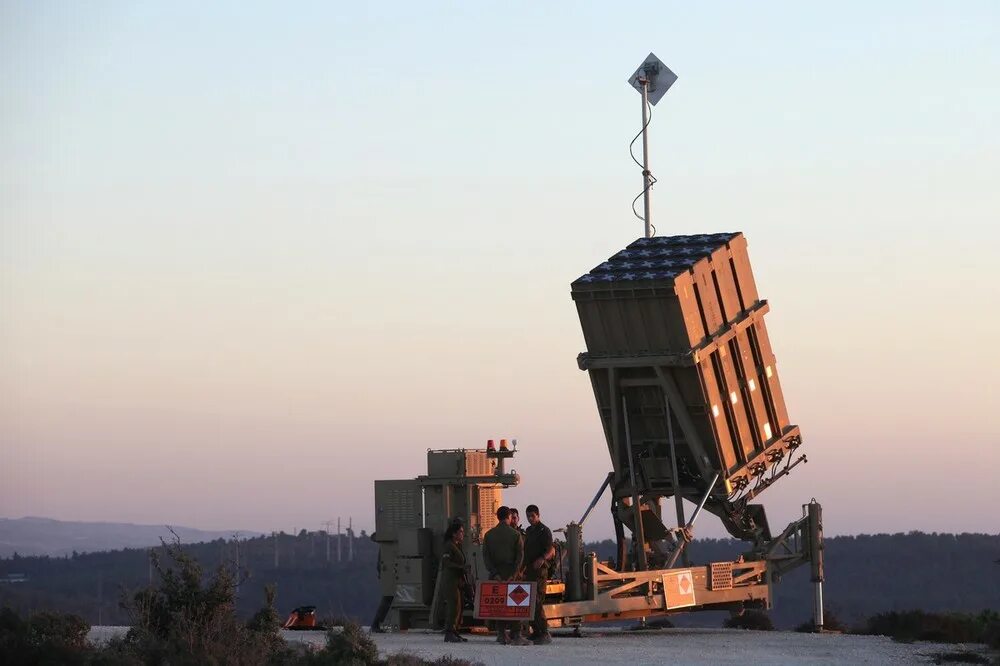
[2, 531, 997, 630]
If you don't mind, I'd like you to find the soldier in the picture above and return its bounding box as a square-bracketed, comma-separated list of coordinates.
[510, 508, 524, 534]
[482, 506, 529, 646]
[524, 504, 555, 645]
[440, 522, 469, 643]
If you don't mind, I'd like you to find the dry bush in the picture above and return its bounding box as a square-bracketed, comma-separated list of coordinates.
[304, 622, 378, 665]
[795, 608, 848, 633]
[723, 610, 774, 631]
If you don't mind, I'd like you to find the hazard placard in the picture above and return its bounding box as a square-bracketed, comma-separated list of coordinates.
[473, 581, 536, 620]
[662, 569, 697, 609]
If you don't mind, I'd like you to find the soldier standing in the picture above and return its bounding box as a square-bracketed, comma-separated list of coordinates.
[482, 506, 529, 645]
[510, 508, 524, 534]
[440, 522, 469, 643]
[524, 504, 555, 645]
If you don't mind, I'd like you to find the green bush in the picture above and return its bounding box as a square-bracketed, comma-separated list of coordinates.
[0, 606, 94, 665]
[974, 610, 1000, 649]
[862, 610, 983, 644]
[981, 620, 1000, 649]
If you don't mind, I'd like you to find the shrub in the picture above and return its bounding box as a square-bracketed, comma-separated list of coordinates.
[862, 611, 981, 644]
[981, 620, 1000, 649]
[975, 611, 1000, 649]
[928, 650, 990, 664]
[318, 613, 354, 628]
[306, 622, 379, 665]
[795, 608, 848, 633]
[113, 539, 289, 665]
[724, 610, 774, 631]
[382, 655, 427, 666]
[629, 617, 674, 630]
[0, 606, 93, 664]
[382, 656, 480, 666]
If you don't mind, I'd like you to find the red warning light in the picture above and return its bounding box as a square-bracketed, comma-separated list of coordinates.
[487, 439, 496, 452]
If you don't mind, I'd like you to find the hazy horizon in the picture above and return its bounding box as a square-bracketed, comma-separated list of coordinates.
[2, 2, 998, 541]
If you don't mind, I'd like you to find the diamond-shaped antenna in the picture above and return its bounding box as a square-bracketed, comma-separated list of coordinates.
[627, 53, 678, 238]
[627, 53, 678, 107]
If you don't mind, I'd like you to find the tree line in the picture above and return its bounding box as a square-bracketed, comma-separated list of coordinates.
[1, 530, 997, 630]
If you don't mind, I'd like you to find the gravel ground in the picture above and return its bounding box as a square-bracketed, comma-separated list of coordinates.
[87, 626, 991, 665]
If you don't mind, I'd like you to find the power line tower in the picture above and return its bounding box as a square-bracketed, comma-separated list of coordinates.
[322, 520, 335, 564]
[232, 532, 242, 600]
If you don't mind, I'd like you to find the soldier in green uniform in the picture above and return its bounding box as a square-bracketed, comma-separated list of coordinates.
[524, 504, 555, 645]
[441, 522, 469, 643]
[510, 508, 524, 535]
[482, 506, 529, 645]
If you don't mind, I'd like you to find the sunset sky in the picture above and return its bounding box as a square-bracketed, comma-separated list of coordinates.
[2, 2, 998, 541]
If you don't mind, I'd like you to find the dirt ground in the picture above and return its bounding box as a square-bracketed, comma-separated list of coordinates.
[88, 626, 992, 664]
[293, 627, 990, 665]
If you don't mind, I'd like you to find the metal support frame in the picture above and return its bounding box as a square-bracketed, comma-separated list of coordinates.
[763, 501, 823, 581]
[613, 508, 627, 572]
[807, 501, 824, 630]
[666, 398, 685, 529]
[608, 368, 622, 478]
[653, 366, 714, 480]
[579, 472, 614, 525]
[542, 558, 769, 627]
[622, 395, 648, 572]
[666, 473, 718, 568]
[565, 523, 584, 602]
[586, 361, 806, 546]
[665, 395, 687, 566]
[538, 503, 823, 629]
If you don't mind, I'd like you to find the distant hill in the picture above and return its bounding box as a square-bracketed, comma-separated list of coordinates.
[0, 529, 375, 627]
[0, 530, 996, 629]
[0, 517, 262, 557]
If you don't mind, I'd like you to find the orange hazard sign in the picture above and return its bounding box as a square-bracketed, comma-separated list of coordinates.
[473, 581, 536, 620]
[662, 569, 697, 609]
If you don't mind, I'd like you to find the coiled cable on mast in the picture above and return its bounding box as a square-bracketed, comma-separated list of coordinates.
[629, 96, 657, 236]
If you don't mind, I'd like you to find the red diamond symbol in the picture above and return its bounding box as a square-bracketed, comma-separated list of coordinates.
[508, 585, 530, 606]
[679, 574, 692, 594]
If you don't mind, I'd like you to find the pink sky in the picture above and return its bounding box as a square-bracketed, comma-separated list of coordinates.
[2, 3, 998, 540]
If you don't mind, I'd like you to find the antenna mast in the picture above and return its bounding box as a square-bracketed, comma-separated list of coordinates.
[627, 53, 678, 238]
